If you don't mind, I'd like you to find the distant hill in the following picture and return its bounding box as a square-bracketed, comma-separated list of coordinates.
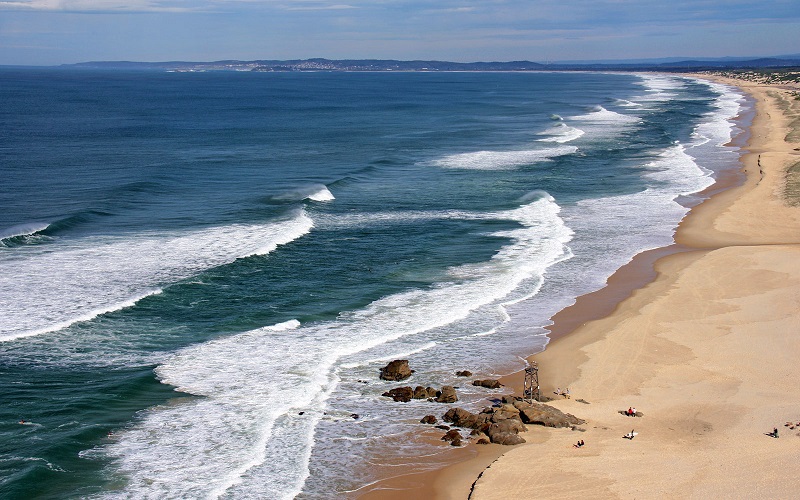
[63, 56, 800, 73]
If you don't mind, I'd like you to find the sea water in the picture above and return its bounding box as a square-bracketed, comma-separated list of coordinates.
[0, 69, 747, 498]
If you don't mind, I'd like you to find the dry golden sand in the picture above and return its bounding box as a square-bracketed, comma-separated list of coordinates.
[468, 78, 800, 499]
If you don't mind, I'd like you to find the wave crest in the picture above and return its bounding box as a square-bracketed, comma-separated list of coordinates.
[432, 145, 578, 170]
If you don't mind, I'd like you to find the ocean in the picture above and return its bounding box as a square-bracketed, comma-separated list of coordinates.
[0, 68, 747, 498]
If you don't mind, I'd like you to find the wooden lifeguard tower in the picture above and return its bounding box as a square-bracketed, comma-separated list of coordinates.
[523, 362, 540, 403]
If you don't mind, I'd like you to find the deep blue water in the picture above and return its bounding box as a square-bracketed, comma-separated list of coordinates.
[0, 69, 746, 498]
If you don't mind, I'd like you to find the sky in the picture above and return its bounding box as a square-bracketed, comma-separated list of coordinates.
[0, 0, 798, 66]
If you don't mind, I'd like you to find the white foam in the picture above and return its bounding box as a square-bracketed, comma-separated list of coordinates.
[0, 222, 51, 241]
[690, 79, 747, 148]
[432, 145, 577, 170]
[633, 74, 686, 102]
[307, 186, 335, 202]
[98, 195, 573, 498]
[537, 123, 585, 143]
[273, 184, 335, 202]
[642, 143, 714, 195]
[614, 99, 643, 108]
[0, 211, 314, 342]
[570, 105, 640, 124]
[265, 319, 302, 331]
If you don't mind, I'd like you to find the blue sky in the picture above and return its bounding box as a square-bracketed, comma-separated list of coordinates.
[1, 0, 798, 65]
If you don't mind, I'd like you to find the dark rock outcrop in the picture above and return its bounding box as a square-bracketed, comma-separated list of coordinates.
[379, 360, 414, 381]
[420, 415, 437, 425]
[514, 401, 585, 428]
[443, 407, 490, 429]
[472, 379, 503, 389]
[455, 370, 473, 377]
[413, 386, 438, 399]
[434, 385, 458, 403]
[382, 386, 414, 402]
[443, 406, 526, 445]
[441, 429, 463, 446]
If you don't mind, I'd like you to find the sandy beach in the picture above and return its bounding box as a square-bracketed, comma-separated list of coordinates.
[464, 77, 800, 499]
[357, 74, 800, 500]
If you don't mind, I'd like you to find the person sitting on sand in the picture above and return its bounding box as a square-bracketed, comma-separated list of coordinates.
[624, 429, 636, 439]
[627, 407, 633, 416]
[554, 387, 561, 395]
[563, 388, 571, 399]
[632, 407, 637, 416]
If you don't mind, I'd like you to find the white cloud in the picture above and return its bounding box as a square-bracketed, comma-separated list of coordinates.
[0, 0, 191, 12]
[284, 3, 356, 11]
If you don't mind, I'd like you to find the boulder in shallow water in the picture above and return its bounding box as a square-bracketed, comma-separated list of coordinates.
[435, 385, 458, 403]
[379, 360, 414, 381]
[420, 415, 437, 425]
[382, 386, 414, 402]
[441, 429, 463, 446]
[413, 386, 438, 399]
[455, 370, 473, 377]
[473, 379, 503, 389]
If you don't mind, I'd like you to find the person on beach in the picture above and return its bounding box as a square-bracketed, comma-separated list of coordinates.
[632, 407, 637, 416]
[627, 407, 633, 416]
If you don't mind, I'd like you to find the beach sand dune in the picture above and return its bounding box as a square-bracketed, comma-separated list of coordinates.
[469, 78, 800, 499]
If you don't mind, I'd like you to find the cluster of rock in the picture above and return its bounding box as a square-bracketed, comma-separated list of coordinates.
[422, 396, 585, 446]
[382, 385, 457, 403]
[377, 360, 583, 447]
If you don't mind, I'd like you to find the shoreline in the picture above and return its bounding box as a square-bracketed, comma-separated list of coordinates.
[468, 76, 800, 497]
[357, 74, 800, 499]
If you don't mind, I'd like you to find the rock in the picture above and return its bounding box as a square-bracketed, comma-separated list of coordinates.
[435, 425, 451, 430]
[487, 428, 526, 445]
[435, 385, 458, 403]
[473, 379, 503, 389]
[455, 370, 473, 377]
[485, 419, 527, 445]
[382, 386, 414, 402]
[476, 436, 491, 445]
[443, 407, 480, 428]
[514, 402, 585, 428]
[444, 408, 490, 429]
[444, 406, 527, 445]
[413, 386, 438, 399]
[379, 360, 414, 381]
[420, 415, 437, 425]
[441, 429, 462, 443]
[489, 417, 527, 435]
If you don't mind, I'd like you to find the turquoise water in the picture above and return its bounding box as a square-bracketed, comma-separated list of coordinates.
[0, 69, 746, 498]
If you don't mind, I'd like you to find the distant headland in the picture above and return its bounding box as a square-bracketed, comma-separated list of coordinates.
[60, 56, 800, 73]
